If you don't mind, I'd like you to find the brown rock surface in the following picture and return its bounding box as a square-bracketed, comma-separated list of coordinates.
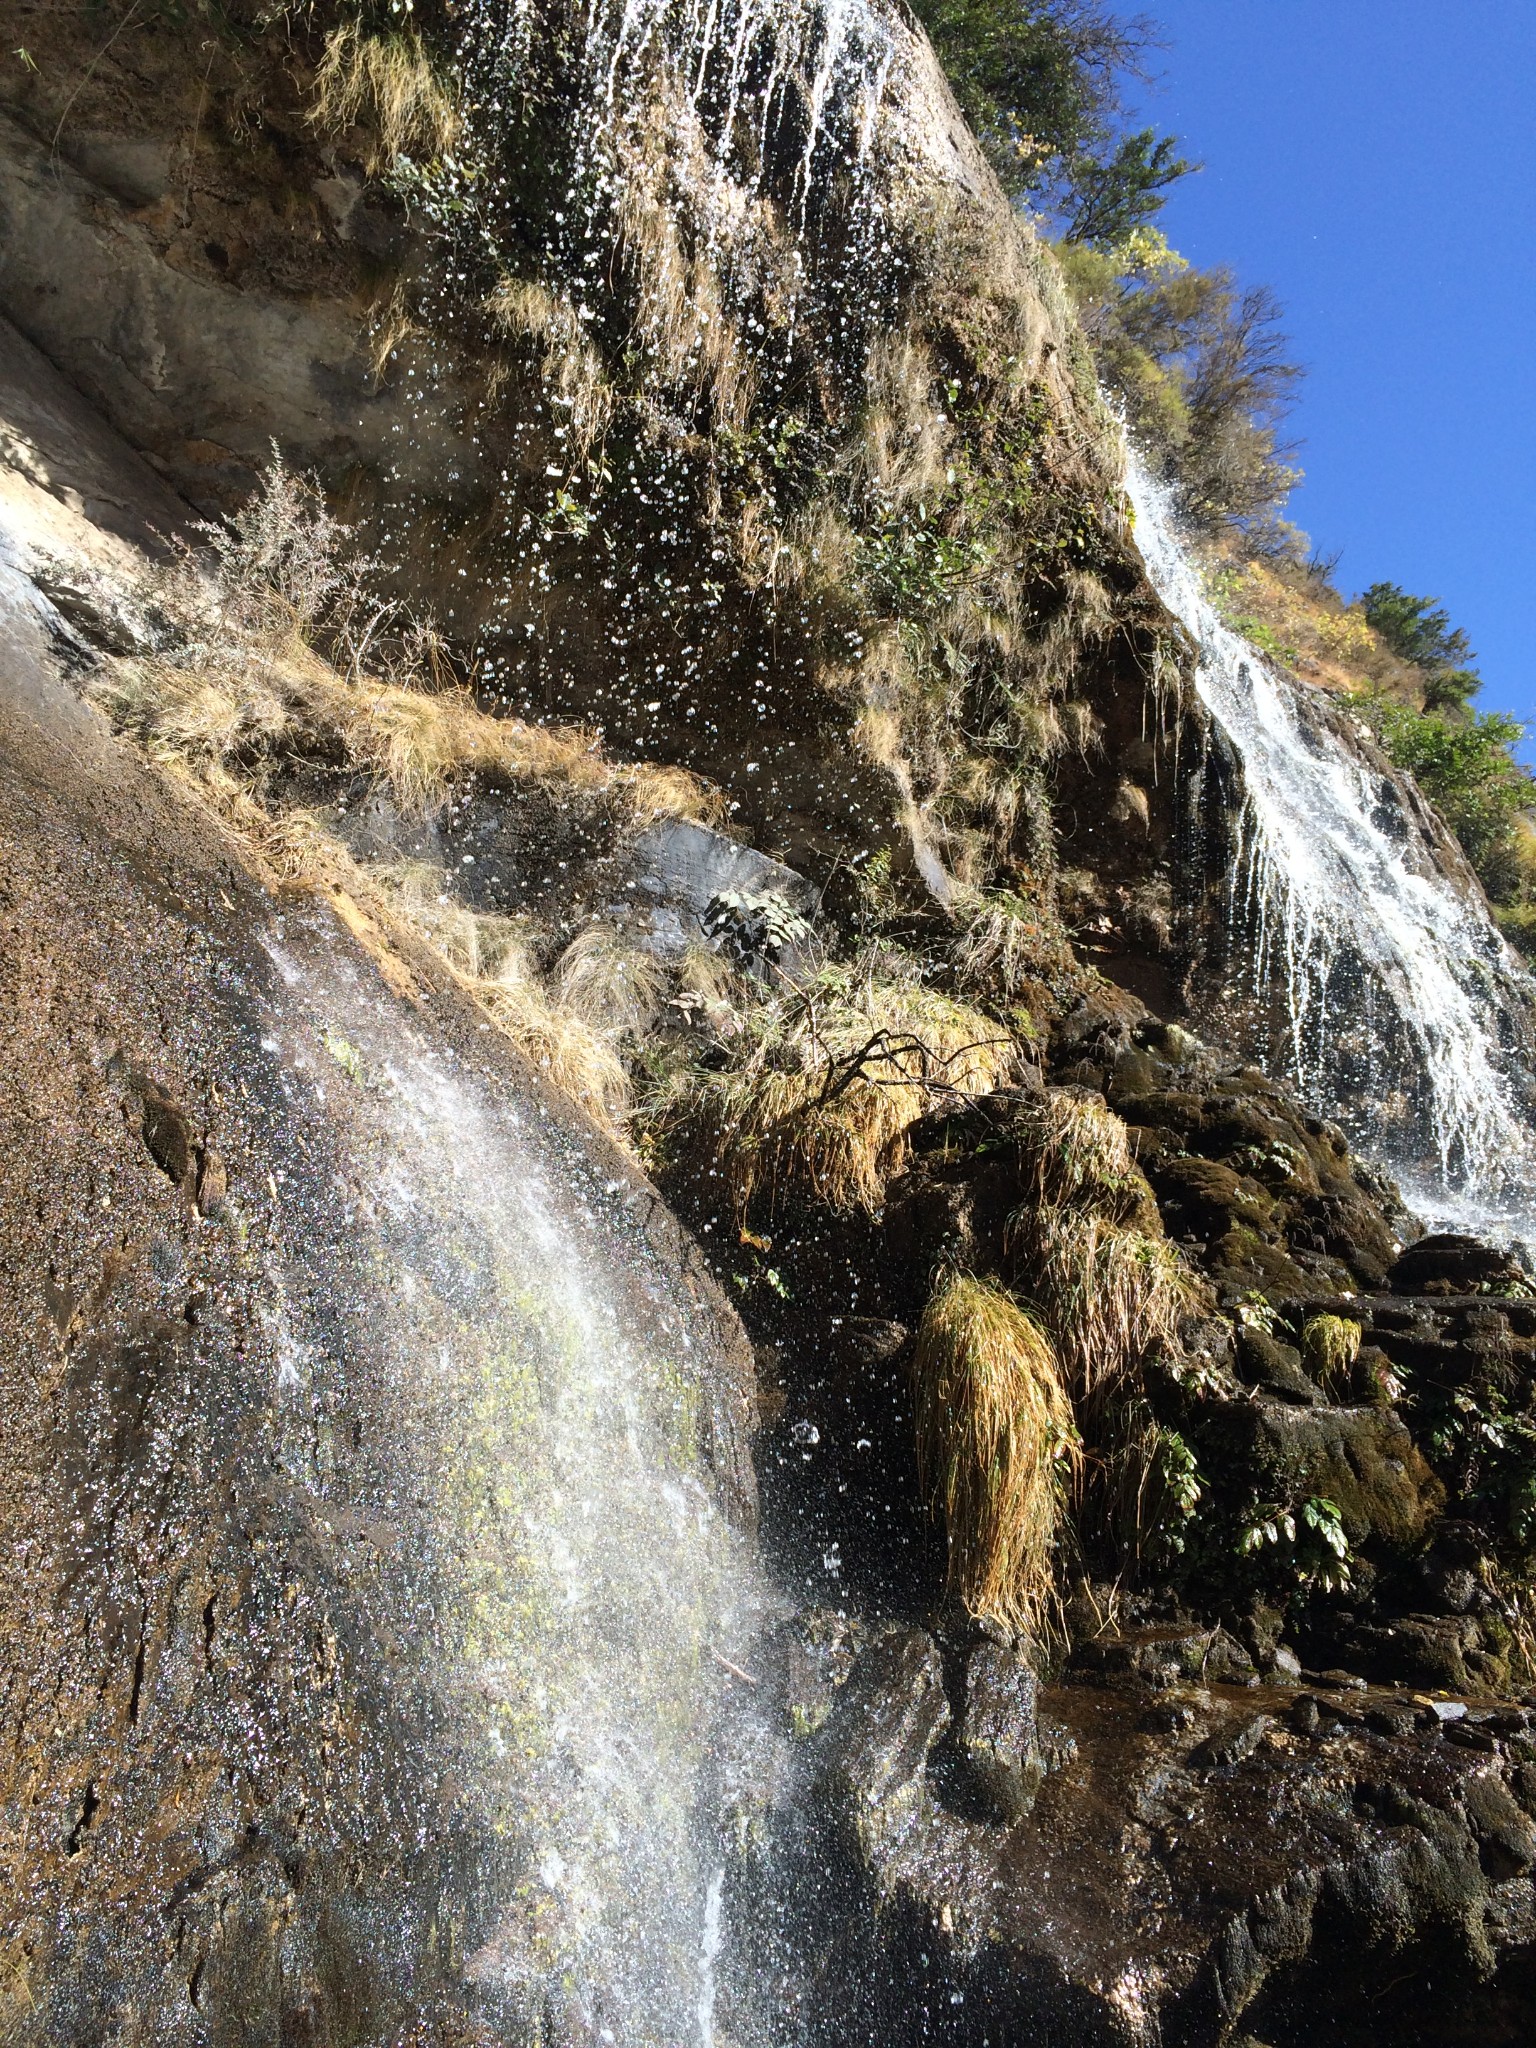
[0, 511, 756, 2040]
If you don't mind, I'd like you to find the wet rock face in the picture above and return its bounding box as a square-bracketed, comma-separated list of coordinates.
[1050, 985, 1409, 1297]
[0, 591, 757, 2040]
[1388, 1233, 1531, 1297]
[726, 1622, 1536, 2047]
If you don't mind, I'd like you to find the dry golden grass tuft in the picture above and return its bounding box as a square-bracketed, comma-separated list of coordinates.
[470, 948, 632, 1129]
[658, 959, 1021, 1216]
[1017, 1207, 1198, 1401]
[1014, 1089, 1159, 1228]
[953, 889, 1075, 1001]
[311, 24, 460, 172]
[912, 1273, 1080, 1641]
[555, 925, 669, 1040]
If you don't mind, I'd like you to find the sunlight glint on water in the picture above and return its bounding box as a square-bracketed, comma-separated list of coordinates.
[1125, 456, 1536, 1236]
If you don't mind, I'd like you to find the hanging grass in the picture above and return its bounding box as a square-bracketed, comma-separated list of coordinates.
[912, 1274, 1080, 1641]
[1014, 1088, 1159, 1226]
[1018, 1207, 1198, 1399]
[1301, 1314, 1363, 1396]
[310, 23, 461, 172]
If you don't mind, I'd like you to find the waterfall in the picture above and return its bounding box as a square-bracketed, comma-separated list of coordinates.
[448, 0, 903, 347]
[1124, 457, 1536, 1237]
[251, 919, 768, 2043]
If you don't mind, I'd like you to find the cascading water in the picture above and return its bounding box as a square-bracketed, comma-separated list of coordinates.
[250, 915, 770, 2046]
[1125, 456, 1536, 1236]
[450, 0, 903, 336]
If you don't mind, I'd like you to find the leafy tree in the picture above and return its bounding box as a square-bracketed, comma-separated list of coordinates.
[1061, 126, 1195, 247]
[1058, 231, 1302, 534]
[1361, 582, 1482, 711]
[910, 0, 1194, 239]
[1362, 583, 1475, 672]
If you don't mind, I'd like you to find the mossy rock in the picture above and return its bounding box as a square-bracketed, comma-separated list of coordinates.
[1151, 1155, 1278, 1239]
[1113, 1088, 1207, 1135]
[1235, 1327, 1323, 1406]
[1220, 1402, 1444, 1553]
[1208, 1228, 1315, 1299]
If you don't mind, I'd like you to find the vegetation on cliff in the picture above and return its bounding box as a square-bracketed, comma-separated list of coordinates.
[9, 0, 1536, 1685]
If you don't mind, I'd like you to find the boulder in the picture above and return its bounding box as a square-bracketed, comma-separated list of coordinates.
[1387, 1232, 1529, 1296]
[816, 1631, 950, 1862]
[1234, 1327, 1324, 1405]
[1212, 1401, 1444, 1552]
[1152, 1155, 1278, 1239]
[956, 1641, 1045, 1820]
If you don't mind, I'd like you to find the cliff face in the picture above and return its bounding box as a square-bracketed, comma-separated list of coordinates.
[0, 307, 761, 2043]
[4, 6, 1536, 2046]
[0, 0, 1199, 935]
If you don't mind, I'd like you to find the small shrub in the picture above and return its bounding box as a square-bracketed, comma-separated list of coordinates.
[912, 1272, 1080, 1640]
[1016, 1206, 1197, 1398]
[655, 957, 1020, 1216]
[1355, 697, 1533, 899]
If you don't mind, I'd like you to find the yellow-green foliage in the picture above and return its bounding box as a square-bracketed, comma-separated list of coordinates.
[1021, 1208, 1196, 1399]
[311, 24, 460, 171]
[1301, 1314, 1362, 1395]
[659, 959, 1020, 1215]
[1015, 1089, 1159, 1227]
[912, 1274, 1079, 1640]
[952, 888, 1075, 999]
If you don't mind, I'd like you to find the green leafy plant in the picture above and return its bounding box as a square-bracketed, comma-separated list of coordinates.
[1356, 698, 1532, 898]
[1238, 1494, 1352, 1593]
[856, 512, 989, 618]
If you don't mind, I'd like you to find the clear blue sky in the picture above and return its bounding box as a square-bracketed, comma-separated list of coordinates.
[1133, 1, 1536, 742]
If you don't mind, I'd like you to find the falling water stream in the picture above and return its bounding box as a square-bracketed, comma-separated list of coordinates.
[251, 917, 770, 2045]
[1125, 458, 1536, 1239]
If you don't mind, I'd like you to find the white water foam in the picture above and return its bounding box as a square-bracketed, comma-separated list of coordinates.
[1125, 456, 1536, 1236]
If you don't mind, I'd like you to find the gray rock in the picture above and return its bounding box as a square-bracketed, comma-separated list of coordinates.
[959, 1642, 1045, 1820]
[782, 1610, 861, 1739]
[817, 1631, 950, 1861]
[1446, 1721, 1499, 1753]
[633, 817, 818, 926]
[1191, 1712, 1273, 1770]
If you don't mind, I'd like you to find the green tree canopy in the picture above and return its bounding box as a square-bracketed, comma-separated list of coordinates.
[910, 0, 1195, 242]
[1361, 583, 1481, 710]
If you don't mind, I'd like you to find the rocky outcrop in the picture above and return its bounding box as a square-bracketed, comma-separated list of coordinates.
[3, 5, 1535, 2044]
[722, 1621, 1536, 2046]
[0, 336, 758, 2042]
